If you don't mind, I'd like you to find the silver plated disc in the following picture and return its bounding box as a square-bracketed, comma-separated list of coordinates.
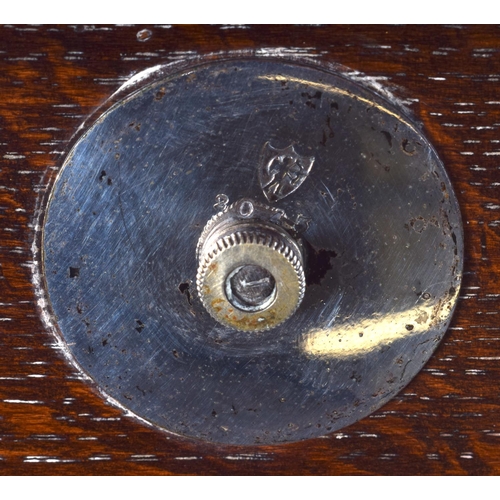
[42, 57, 463, 445]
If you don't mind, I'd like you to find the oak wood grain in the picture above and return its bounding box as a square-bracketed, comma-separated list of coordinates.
[1, 24, 500, 475]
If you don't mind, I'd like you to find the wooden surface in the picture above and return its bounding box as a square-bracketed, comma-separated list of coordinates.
[1, 24, 500, 475]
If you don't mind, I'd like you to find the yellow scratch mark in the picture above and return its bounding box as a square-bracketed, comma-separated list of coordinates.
[258, 74, 416, 132]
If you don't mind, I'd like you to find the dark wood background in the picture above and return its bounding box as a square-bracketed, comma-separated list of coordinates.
[1, 24, 499, 475]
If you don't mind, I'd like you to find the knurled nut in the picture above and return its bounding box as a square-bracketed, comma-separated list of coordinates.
[195, 200, 285, 261]
[196, 209, 227, 261]
[196, 229, 305, 332]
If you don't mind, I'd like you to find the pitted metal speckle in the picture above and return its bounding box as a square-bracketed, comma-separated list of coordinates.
[42, 57, 463, 445]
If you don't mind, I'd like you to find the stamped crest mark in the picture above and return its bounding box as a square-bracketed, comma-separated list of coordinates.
[259, 142, 315, 203]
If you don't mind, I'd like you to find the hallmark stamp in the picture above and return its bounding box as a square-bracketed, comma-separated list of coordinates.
[258, 142, 315, 203]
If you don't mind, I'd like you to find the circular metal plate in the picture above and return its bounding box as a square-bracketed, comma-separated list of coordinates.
[42, 57, 463, 445]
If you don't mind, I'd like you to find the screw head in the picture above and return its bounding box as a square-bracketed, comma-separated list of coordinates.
[226, 264, 277, 312]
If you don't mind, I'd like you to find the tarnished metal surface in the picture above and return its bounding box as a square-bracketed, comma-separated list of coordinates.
[42, 58, 463, 445]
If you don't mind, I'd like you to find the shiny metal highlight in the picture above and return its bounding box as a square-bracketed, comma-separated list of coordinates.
[42, 58, 463, 445]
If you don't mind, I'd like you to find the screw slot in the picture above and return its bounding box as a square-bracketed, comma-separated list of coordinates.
[225, 265, 277, 312]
